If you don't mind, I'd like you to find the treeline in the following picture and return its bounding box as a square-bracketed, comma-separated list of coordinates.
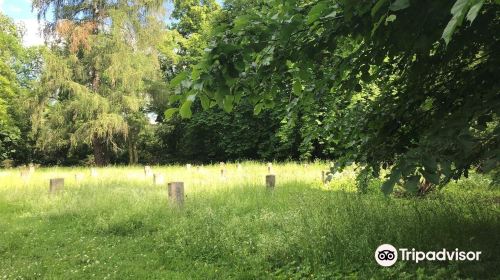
[167, 0, 500, 192]
[0, 0, 334, 167]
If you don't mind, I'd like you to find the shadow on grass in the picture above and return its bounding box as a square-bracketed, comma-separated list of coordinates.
[1, 181, 499, 279]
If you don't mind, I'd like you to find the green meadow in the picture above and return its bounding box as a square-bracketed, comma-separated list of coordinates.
[0, 163, 498, 279]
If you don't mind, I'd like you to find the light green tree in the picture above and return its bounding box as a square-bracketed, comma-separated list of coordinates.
[32, 0, 165, 165]
[0, 13, 25, 162]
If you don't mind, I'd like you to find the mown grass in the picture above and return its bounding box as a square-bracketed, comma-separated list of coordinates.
[0, 163, 499, 279]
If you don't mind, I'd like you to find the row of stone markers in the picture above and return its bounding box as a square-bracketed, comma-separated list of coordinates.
[46, 165, 278, 205]
[20, 163, 36, 179]
[47, 174, 277, 202]
[166, 174, 276, 206]
[45, 163, 332, 204]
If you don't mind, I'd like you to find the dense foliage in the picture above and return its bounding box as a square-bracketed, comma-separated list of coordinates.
[30, 0, 165, 166]
[150, 0, 332, 163]
[0, 14, 43, 165]
[0, 14, 22, 162]
[169, 0, 500, 193]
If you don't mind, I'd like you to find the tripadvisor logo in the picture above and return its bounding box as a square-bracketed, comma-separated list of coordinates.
[374, 244, 482, 267]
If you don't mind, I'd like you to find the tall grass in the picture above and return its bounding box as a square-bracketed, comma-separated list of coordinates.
[0, 163, 498, 279]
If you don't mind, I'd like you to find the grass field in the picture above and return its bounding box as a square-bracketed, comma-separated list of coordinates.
[0, 163, 499, 279]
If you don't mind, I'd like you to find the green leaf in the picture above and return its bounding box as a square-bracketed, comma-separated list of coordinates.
[381, 179, 396, 195]
[324, 11, 338, 18]
[381, 169, 402, 194]
[307, 1, 328, 24]
[199, 95, 210, 110]
[442, 17, 459, 45]
[254, 103, 264, 115]
[179, 101, 192, 119]
[422, 156, 437, 173]
[466, 0, 484, 23]
[420, 169, 440, 185]
[385, 14, 397, 24]
[191, 64, 204, 80]
[403, 175, 420, 192]
[292, 79, 303, 96]
[233, 15, 251, 32]
[442, 0, 471, 45]
[389, 0, 410, 11]
[186, 94, 196, 102]
[440, 161, 452, 178]
[170, 71, 189, 88]
[223, 95, 234, 113]
[164, 108, 178, 119]
[215, 88, 227, 108]
[168, 94, 182, 104]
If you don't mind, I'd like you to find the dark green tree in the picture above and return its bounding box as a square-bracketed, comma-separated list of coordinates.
[170, 0, 500, 192]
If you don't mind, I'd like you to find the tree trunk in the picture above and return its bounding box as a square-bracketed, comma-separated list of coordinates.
[133, 143, 138, 164]
[127, 139, 139, 165]
[92, 135, 108, 166]
[128, 140, 134, 165]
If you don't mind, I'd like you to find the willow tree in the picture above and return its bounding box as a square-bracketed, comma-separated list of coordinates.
[32, 0, 165, 165]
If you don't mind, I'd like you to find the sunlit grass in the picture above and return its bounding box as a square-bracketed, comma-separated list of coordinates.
[0, 163, 498, 279]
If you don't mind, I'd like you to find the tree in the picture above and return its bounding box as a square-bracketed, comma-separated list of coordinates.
[169, 0, 500, 192]
[32, 0, 165, 165]
[0, 13, 26, 163]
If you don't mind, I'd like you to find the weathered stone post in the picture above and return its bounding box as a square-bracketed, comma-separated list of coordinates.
[91, 168, 98, 177]
[266, 174, 276, 190]
[75, 173, 84, 183]
[144, 166, 153, 177]
[220, 168, 225, 178]
[28, 163, 35, 174]
[20, 170, 30, 180]
[50, 178, 64, 194]
[168, 182, 184, 205]
[321, 170, 325, 184]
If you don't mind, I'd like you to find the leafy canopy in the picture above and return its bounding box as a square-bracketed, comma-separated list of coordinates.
[167, 0, 500, 193]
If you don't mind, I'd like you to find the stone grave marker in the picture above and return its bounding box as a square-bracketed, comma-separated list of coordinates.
[144, 166, 153, 177]
[28, 163, 35, 174]
[50, 178, 64, 194]
[266, 175, 276, 189]
[20, 170, 30, 180]
[168, 182, 184, 205]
